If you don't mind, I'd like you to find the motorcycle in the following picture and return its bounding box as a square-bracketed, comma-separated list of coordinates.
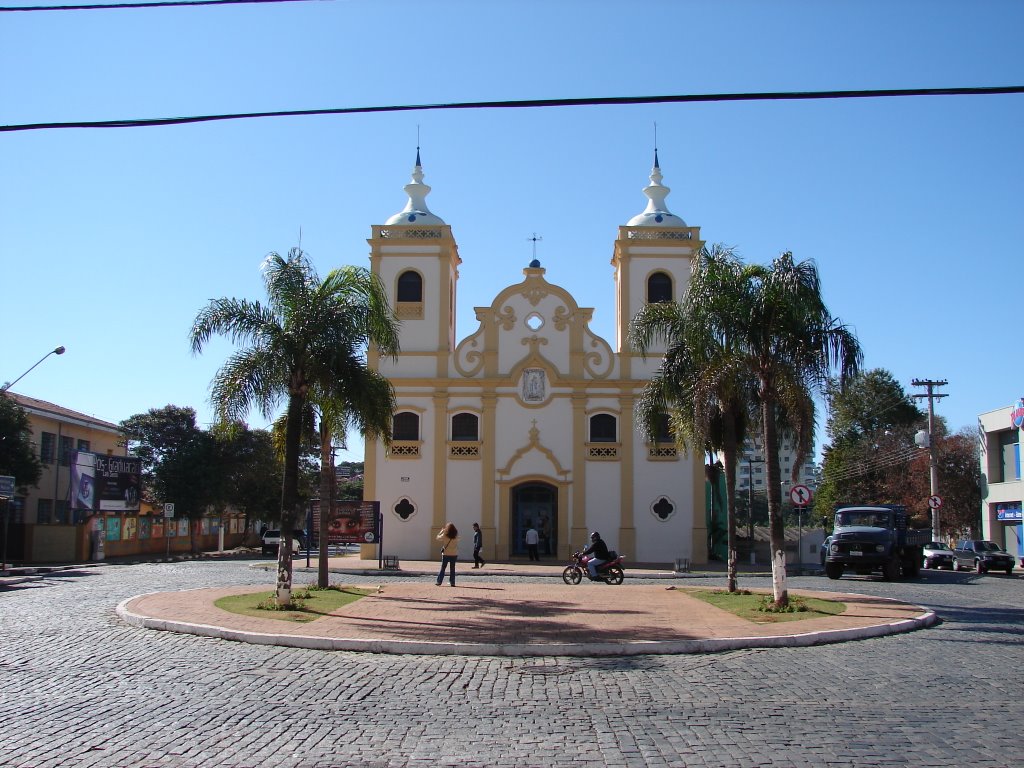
[562, 551, 625, 585]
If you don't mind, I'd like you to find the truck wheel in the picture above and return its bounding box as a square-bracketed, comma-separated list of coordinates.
[883, 557, 901, 581]
[1007, 566, 1014, 576]
[904, 560, 920, 578]
[825, 563, 844, 580]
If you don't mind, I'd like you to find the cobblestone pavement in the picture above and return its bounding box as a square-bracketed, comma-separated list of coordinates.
[1, 562, 1021, 767]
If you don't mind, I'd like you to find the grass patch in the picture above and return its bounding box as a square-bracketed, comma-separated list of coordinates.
[214, 585, 371, 623]
[686, 589, 846, 623]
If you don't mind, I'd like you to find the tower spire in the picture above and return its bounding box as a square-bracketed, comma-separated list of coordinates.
[626, 149, 686, 227]
[385, 147, 445, 226]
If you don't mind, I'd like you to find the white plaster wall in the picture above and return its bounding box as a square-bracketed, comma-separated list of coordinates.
[375, 393, 435, 559]
[445, 460, 484, 542]
[582, 461, 621, 543]
[380, 356, 441, 378]
[494, 398, 574, 469]
[633, 460, 695, 563]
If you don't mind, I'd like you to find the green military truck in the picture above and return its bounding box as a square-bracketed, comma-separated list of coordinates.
[823, 504, 931, 581]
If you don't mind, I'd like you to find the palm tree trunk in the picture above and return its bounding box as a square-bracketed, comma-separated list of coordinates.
[761, 395, 788, 607]
[317, 426, 333, 588]
[276, 391, 305, 606]
[721, 414, 740, 593]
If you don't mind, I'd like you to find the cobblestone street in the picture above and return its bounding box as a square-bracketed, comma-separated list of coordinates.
[1, 561, 1021, 767]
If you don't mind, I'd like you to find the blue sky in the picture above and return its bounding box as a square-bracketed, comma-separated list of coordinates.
[2, 0, 1022, 462]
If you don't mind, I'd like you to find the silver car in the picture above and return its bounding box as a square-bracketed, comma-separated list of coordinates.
[922, 541, 955, 570]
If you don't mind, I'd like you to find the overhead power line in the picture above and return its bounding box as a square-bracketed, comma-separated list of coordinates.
[1, 0, 320, 10]
[3, 85, 1022, 133]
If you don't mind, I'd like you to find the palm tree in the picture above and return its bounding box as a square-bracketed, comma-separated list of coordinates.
[190, 248, 399, 605]
[731, 253, 861, 606]
[630, 245, 755, 593]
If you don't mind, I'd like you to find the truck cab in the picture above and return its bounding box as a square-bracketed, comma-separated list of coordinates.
[824, 504, 928, 581]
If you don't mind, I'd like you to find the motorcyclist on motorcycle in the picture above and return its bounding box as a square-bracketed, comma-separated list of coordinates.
[581, 531, 610, 580]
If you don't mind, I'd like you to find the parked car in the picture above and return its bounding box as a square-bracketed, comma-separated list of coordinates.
[261, 529, 305, 556]
[820, 536, 832, 567]
[953, 540, 1015, 574]
[922, 541, 956, 570]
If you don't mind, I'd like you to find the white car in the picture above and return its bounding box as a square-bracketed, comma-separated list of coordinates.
[922, 541, 955, 570]
[260, 529, 304, 556]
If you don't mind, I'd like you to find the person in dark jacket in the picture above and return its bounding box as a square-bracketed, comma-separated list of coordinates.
[472, 522, 485, 568]
[581, 531, 611, 579]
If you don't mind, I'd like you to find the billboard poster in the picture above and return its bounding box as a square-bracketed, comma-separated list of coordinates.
[105, 517, 121, 541]
[177, 518, 188, 537]
[122, 517, 137, 540]
[139, 517, 151, 540]
[95, 455, 141, 512]
[71, 451, 141, 512]
[70, 451, 96, 512]
[311, 499, 380, 544]
[152, 519, 164, 538]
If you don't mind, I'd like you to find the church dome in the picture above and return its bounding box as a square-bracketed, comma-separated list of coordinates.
[626, 150, 686, 227]
[385, 149, 445, 226]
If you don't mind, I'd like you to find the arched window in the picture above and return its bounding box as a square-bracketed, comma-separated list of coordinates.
[451, 413, 479, 442]
[397, 270, 423, 302]
[589, 413, 617, 443]
[392, 411, 420, 441]
[647, 271, 673, 303]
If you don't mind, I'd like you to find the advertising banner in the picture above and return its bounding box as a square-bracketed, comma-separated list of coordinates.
[71, 451, 141, 512]
[311, 500, 380, 544]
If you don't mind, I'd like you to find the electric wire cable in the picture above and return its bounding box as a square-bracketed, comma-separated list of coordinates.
[3, 85, 1023, 133]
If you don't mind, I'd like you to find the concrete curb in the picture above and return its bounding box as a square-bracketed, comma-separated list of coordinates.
[116, 592, 937, 657]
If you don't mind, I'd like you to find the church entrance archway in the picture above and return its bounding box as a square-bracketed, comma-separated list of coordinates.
[510, 482, 557, 559]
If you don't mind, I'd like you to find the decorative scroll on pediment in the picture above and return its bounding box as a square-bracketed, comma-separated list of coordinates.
[454, 328, 486, 377]
[582, 329, 614, 379]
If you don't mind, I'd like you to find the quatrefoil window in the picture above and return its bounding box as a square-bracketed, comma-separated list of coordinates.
[393, 498, 416, 521]
[652, 497, 675, 521]
[525, 313, 544, 331]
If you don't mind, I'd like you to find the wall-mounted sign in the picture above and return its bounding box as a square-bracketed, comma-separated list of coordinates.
[1011, 398, 1024, 429]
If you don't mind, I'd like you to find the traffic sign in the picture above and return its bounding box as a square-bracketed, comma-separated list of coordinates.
[163, 503, 175, 518]
[927, 495, 943, 509]
[0, 475, 14, 499]
[789, 484, 813, 507]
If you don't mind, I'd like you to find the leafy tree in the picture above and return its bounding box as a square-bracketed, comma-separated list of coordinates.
[119, 405, 219, 551]
[630, 244, 755, 593]
[899, 422, 980, 535]
[816, 369, 925, 525]
[208, 422, 282, 532]
[0, 394, 42, 490]
[190, 248, 399, 605]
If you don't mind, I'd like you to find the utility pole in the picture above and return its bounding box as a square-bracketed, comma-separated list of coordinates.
[911, 378, 948, 540]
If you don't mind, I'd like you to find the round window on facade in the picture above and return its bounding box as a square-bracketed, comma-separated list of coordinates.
[525, 312, 544, 331]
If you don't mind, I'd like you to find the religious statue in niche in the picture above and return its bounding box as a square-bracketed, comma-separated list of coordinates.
[522, 368, 546, 402]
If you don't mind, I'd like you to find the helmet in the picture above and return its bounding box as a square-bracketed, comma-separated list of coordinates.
[590, 531, 600, 541]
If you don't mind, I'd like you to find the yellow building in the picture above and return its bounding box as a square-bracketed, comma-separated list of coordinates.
[364, 151, 707, 566]
[3, 392, 124, 562]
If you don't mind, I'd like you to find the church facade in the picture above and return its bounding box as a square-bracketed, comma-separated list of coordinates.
[363, 152, 707, 566]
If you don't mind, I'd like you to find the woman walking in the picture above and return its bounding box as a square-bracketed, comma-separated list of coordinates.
[436, 522, 460, 586]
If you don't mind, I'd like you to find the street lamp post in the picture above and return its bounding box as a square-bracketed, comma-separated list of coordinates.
[1, 346, 66, 392]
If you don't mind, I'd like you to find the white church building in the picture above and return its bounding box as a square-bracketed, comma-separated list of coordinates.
[363, 151, 707, 566]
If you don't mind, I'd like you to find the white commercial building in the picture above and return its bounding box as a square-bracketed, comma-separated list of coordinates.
[978, 401, 1023, 560]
